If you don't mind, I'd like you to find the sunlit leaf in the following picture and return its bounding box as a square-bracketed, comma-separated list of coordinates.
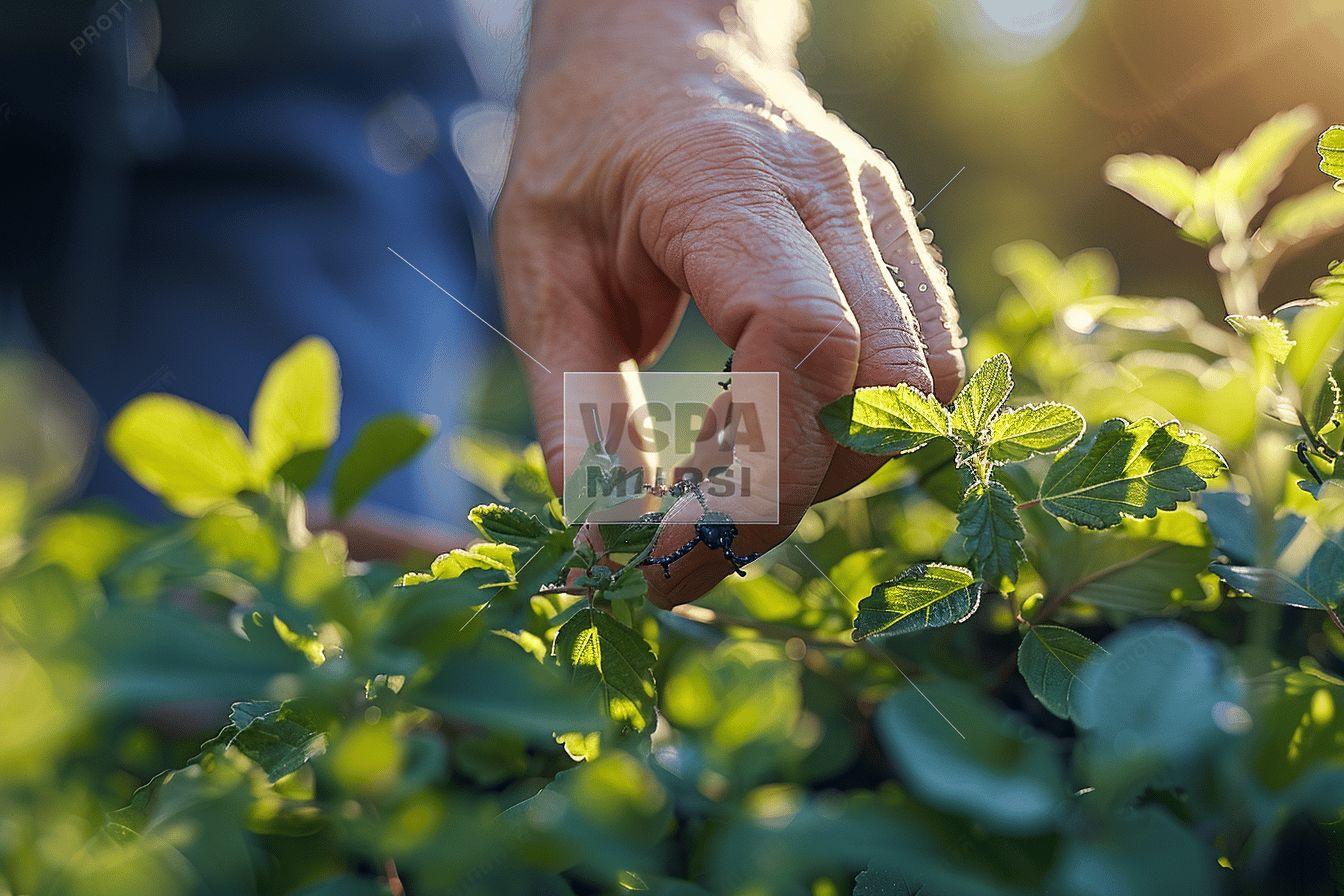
[553, 607, 657, 734]
[428, 542, 518, 581]
[819, 384, 951, 456]
[1018, 625, 1102, 721]
[852, 563, 980, 641]
[1036, 418, 1225, 529]
[950, 353, 1012, 445]
[1209, 105, 1320, 222]
[1104, 153, 1217, 244]
[331, 413, 436, 519]
[1305, 373, 1341, 437]
[955, 478, 1024, 590]
[250, 337, 341, 482]
[1320, 125, 1344, 191]
[107, 394, 259, 515]
[986, 402, 1084, 463]
[1258, 185, 1344, 253]
[1227, 314, 1294, 364]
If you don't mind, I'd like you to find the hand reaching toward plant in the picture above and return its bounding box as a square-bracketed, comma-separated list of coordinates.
[496, 0, 965, 606]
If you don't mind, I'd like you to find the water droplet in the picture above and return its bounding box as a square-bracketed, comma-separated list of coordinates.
[918, 283, 928, 292]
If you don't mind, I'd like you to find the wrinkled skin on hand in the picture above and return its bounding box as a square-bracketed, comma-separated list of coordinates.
[496, 0, 965, 607]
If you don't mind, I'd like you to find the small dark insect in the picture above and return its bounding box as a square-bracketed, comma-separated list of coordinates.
[640, 479, 762, 579]
[717, 352, 733, 391]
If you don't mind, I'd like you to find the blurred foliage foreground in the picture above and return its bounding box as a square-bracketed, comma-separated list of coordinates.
[3, 110, 1344, 896]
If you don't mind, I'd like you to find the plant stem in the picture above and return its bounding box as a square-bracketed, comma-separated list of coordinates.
[1030, 544, 1170, 625]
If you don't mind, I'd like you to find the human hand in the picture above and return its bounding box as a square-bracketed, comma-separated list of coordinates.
[495, 0, 965, 606]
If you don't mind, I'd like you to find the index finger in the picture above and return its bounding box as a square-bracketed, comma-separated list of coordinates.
[641, 189, 861, 606]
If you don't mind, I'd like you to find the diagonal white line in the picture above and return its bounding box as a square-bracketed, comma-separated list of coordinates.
[792, 545, 855, 610]
[882, 655, 966, 739]
[794, 318, 847, 370]
[916, 165, 966, 215]
[793, 543, 965, 739]
[387, 246, 552, 374]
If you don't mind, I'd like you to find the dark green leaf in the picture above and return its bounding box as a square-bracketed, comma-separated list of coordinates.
[469, 503, 550, 544]
[853, 861, 925, 896]
[230, 700, 327, 782]
[1074, 624, 1243, 787]
[1212, 538, 1344, 610]
[1037, 418, 1225, 528]
[554, 608, 657, 733]
[1032, 513, 1212, 614]
[875, 680, 1067, 833]
[956, 478, 1024, 589]
[853, 563, 980, 641]
[1018, 625, 1102, 721]
[331, 413, 437, 519]
[1305, 373, 1341, 437]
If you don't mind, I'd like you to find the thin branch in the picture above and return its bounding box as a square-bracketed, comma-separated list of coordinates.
[1030, 544, 1169, 625]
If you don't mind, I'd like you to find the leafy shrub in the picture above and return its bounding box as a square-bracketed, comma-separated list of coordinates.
[1, 109, 1344, 896]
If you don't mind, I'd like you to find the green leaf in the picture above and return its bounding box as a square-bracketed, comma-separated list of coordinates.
[250, 336, 341, 480]
[874, 679, 1067, 834]
[1104, 153, 1217, 244]
[986, 402, 1085, 463]
[1073, 624, 1242, 789]
[852, 563, 980, 641]
[819, 384, 950, 456]
[853, 862, 924, 896]
[1227, 314, 1294, 364]
[1032, 512, 1213, 615]
[1017, 625, 1102, 721]
[331, 413, 436, 519]
[950, 353, 1012, 445]
[955, 478, 1024, 590]
[107, 394, 259, 515]
[553, 607, 657, 733]
[229, 700, 328, 782]
[1036, 418, 1225, 529]
[1319, 125, 1344, 190]
[1212, 538, 1344, 611]
[1210, 105, 1320, 222]
[469, 503, 551, 545]
[1258, 185, 1344, 253]
[428, 542, 518, 581]
[1305, 373, 1341, 437]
